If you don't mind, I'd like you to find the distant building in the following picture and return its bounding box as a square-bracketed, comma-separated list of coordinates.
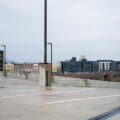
[61, 57, 99, 73]
[33, 64, 39, 73]
[14, 63, 39, 73]
[14, 63, 21, 72]
[97, 60, 112, 72]
[0, 51, 4, 71]
[111, 61, 120, 72]
[52, 64, 58, 72]
[97, 60, 120, 72]
[61, 57, 120, 73]
[14, 63, 33, 72]
[5, 63, 14, 72]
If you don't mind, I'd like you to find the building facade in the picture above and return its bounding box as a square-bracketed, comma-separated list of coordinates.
[111, 61, 120, 72]
[61, 57, 120, 73]
[5, 63, 14, 72]
[61, 57, 99, 73]
[97, 60, 112, 72]
[52, 64, 61, 73]
[0, 51, 4, 71]
[14, 63, 39, 73]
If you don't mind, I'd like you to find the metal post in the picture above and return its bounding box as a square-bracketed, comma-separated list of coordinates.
[1, 45, 6, 72]
[44, 0, 47, 64]
[48, 43, 53, 75]
[4, 46, 6, 72]
[1, 45, 7, 77]
[51, 43, 52, 75]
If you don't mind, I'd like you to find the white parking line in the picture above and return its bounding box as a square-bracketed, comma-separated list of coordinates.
[44, 88, 96, 95]
[46, 94, 120, 105]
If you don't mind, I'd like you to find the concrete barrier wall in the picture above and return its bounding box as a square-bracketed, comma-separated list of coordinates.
[0, 72, 39, 81]
[53, 76, 120, 88]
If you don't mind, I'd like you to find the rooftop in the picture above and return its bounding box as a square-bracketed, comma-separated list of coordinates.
[0, 77, 120, 120]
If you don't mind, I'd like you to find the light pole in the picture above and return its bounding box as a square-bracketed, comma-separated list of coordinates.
[1, 45, 6, 72]
[44, 0, 47, 64]
[48, 43, 53, 75]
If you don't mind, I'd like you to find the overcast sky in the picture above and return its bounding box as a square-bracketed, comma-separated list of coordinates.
[0, 0, 120, 63]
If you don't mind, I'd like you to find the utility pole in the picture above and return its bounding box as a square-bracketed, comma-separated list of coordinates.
[48, 43, 53, 75]
[44, 0, 47, 64]
[1, 45, 7, 77]
[39, 0, 52, 87]
[1, 45, 6, 72]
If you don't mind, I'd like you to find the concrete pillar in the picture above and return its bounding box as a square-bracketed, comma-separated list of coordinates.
[39, 64, 52, 87]
[83, 79, 88, 87]
[3, 71, 7, 77]
[23, 72, 28, 79]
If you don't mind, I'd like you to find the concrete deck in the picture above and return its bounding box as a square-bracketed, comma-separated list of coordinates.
[108, 113, 120, 120]
[0, 78, 120, 120]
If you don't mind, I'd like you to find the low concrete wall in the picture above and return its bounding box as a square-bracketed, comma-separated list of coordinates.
[53, 76, 120, 88]
[0, 72, 39, 81]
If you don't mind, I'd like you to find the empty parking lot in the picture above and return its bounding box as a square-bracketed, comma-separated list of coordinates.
[0, 78, 120, 120]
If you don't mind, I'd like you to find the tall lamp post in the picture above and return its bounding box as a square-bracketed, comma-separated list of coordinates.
[1, 45, 6, 71]
[39, 0, 52, 87]
[48, 43, 53, 75]
[44, 0, 47, 64]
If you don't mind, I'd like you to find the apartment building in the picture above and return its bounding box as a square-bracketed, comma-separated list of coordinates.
[97, 60, 112, 72]
[61, 57, 120, 73]
[61, 57, 99, 73]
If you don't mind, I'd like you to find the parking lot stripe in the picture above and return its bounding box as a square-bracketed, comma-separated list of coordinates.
[46, 94, 120, 104]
